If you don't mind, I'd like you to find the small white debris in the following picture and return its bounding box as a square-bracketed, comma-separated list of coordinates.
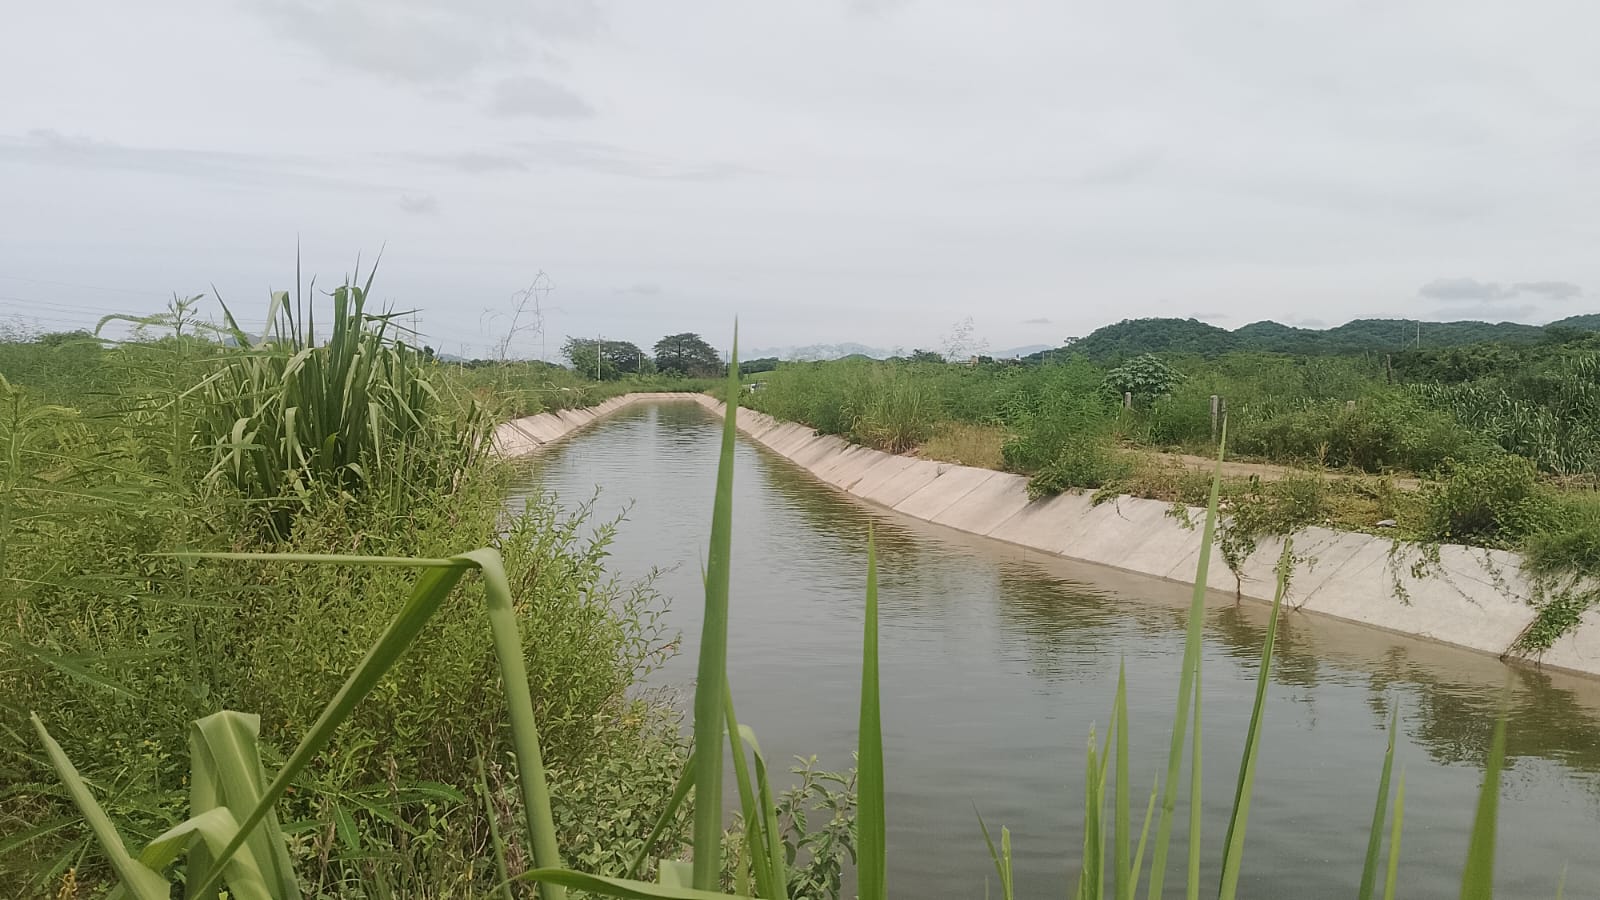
[1376, 518, 1397, 528]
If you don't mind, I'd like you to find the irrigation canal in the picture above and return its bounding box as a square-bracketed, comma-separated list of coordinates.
[510, 400, 1600, 898]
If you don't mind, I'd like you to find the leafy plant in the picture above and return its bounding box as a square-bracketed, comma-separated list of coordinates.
[1423, 455, 1551, 545]
[1102, 354, 1182, 402]
[195, 265, 487, 536]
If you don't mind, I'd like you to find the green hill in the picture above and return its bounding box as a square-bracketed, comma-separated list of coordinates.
[1028, 315, 1596, 361]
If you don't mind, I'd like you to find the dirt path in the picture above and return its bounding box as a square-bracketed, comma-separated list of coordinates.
[1140, 450, 1422, 491]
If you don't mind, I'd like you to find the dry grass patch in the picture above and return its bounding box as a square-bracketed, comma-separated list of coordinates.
[918, 422, 1007, 469]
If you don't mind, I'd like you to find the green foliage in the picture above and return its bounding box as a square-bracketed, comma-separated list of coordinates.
[563, 337, 651, 380]
[0, 273, 686, 897]
[194, 272, 487, 536]
[746, 360, 938, 453]
[1230, 396, 1489, 473]
[1422, 455, 1551, 545]
[654, 333, 722, 377]
[1101, 354, 1181, 401]
[1216, 474, 1327, 580]
[1034, 315, 1581, 362]
[1025, 435, 1131, 498]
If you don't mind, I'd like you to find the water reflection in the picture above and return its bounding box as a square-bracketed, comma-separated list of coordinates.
[513, 400, 1600, 899]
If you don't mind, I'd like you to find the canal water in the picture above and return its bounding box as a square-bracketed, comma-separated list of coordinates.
[511, 400, 1600, 898]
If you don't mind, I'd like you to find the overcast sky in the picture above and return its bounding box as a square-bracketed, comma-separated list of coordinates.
[3, 0, 1598, 358]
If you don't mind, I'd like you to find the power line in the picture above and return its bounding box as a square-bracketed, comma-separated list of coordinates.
[0, 274, 173, 298]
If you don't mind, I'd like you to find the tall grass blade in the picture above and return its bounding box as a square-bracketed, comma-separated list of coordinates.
[1359, 708, 1400, 900]
[1129, 777, 1158, 894]
[1185, 663, 1201, 900]
[1114, 662, 1131, 900]
[470, 546, 565, 894]
[858, 527, 887, 900]
[1147, 421, 1226, 900]
[691, 327, 740, 890]
[475, 755, 516, 900]
[29, 714, 169, 900]
[977, 812, 1014, 900]
[1383, 771, 1405, 900]
[1083, 731, 1104, 900]
[724, 691, 778, 898]
[171, 550, 567, 900]
[1460, 713, 1507, 900]
[740, 726, 789, 900]
[184, 711, 298, 898]
[1216, 539, 1292, 900]
[1555, 864, 1567, 900]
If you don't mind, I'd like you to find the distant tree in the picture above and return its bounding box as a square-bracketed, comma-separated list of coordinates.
[739, 356, 781, 377]
[654, 332, 721, 376]
[908, 349, 945, 364]
[562, 336, 647, 380]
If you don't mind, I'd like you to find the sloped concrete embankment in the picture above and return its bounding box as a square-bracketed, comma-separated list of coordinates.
[690, 395, 1600, 678]
[491, 392, 705, 457]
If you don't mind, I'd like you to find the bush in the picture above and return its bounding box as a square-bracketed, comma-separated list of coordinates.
[1422, 454, 1552, 545]
[1231, 397, 1489, 473]
[1026, 434, 1131, 498]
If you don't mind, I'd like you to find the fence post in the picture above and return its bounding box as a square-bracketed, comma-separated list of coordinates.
[1210, 394, 1220, 440]
[1123, 391, 1133, 410]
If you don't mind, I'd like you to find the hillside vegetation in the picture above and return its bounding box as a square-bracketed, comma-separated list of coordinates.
[1029, 314, 1600, 361]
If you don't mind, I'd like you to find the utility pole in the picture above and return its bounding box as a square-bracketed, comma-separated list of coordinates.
[596, 332, 602, 380]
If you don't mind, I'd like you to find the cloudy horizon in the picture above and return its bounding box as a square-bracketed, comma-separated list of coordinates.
[4, 1, 1597, 358]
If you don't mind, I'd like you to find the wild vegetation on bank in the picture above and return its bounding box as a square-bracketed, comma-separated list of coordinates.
[0, 278, 734, 897]
[744, 334, 1600, 651]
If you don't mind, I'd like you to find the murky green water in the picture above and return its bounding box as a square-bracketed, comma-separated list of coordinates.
[511, 401, 1600, 898]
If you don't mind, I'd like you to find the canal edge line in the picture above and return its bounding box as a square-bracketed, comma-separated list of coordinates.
[490, 392, 706, 457]
[685, 395, 1600, 679]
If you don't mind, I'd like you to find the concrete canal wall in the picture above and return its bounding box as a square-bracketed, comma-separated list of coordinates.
[493, 391, 1600, 677]
[490, 392, 705, 456]
[686, 395, 1600, 679]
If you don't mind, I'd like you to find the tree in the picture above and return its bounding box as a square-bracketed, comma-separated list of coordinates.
[562, 336, 647, 380]
[1102, 353, 1182, 400]
[653, 332, 721, 376]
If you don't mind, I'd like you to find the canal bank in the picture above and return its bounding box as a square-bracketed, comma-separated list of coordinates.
[494, 392, 1600, 678]
[512, 399, 1600, 899]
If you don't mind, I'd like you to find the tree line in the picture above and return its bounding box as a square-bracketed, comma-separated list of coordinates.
[560, 332, 724, 380]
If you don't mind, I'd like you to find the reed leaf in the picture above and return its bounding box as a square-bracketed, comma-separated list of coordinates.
[1113, 661, 1131, 900]
[857, 527, 887, 900]
[1147, 420, 1226, 900]
[1216, 539, 1292, 900]
[1383, 771, 1406, 900]
[1460, 714, 1507, 900]
[1359, 708, 1400, 900]
[977, 813, 1014, 900]
[691, 329, 740, 889]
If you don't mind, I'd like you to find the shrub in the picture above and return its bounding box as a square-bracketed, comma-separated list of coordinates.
[197, 274, 488, 536]
[1231, 397, 1488, 473]
[1101, 354, 1181, 400]
[1026, 434, 1131, 498]
[1422, 454, 1552, 545]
